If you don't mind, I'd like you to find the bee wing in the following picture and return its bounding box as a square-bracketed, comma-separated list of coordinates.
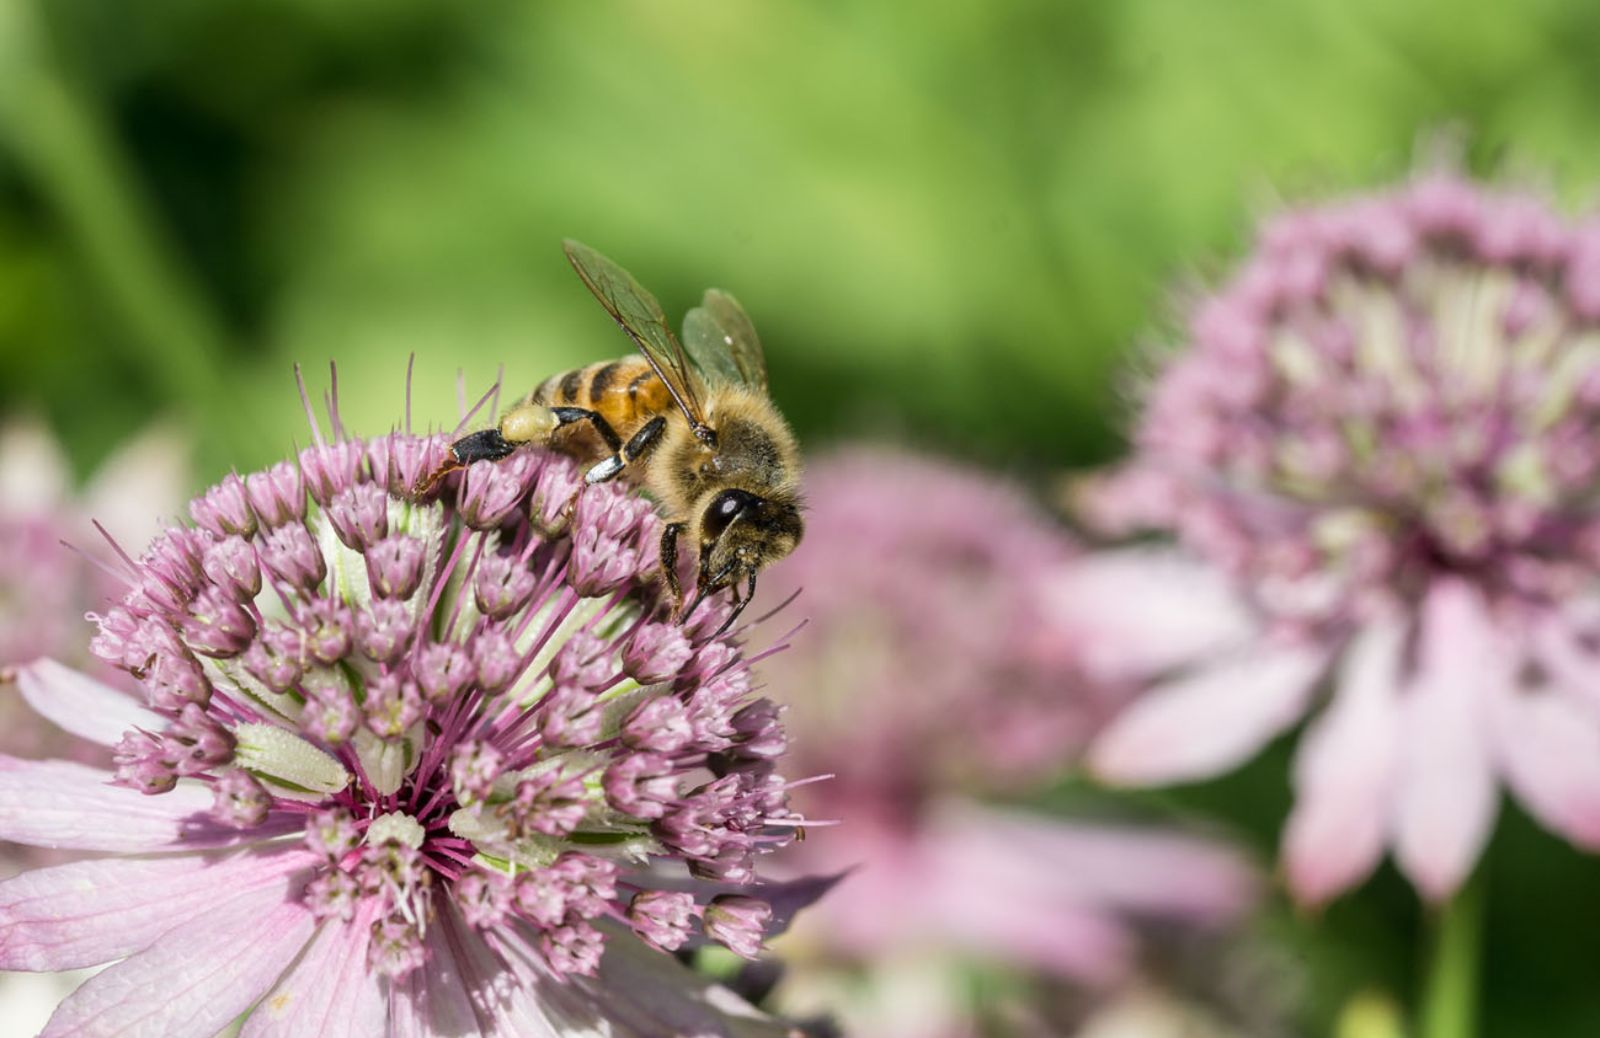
[563, 239, 709, 428]
[682, 289, 768, 390]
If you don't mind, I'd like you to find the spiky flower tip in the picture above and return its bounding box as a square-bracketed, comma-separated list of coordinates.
[1069, 171, 1600, 904]
[0, 390, 814, 1036]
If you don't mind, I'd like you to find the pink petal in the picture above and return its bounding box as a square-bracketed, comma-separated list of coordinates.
[934, 804, 1256, 926]
[0, 755, 294, 852]
[454, 914, 572, 1036]
[1392, 580, 1503, 902]
[927, 893, 1133, 985]
[428, 908, 565, 1038]
[912, 833, 1134, 981]
[1281, 618, 1405, 905]
[16, 659, 163, 748]
[391, 911, 489, 1038]
[564, 925, 794, 1037]
[1492, 685, 1600, 849]
[1040, 549, 1255, 683]
[1089, 644, 1326, 785]
[243, 911, 386, 1038]
[41, 885, 315, 1038]
[1530, 614, 1600, 714]
[0, 846, 318, 970]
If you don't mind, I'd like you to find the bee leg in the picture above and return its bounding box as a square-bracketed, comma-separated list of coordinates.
[712, 570, 758, 637]
[415, 429, 516, 494]
[660, 521, 687, 615]
[585, 415, 666, 485]
[549, 407, 623, 453]
[500, 403, 559, 446]
[452, 428, 518, 463]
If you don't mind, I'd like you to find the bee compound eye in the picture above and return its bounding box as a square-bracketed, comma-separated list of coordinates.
[703, 489, 759, 539]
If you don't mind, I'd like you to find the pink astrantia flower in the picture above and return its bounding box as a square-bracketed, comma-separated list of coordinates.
[760, 449, 1257, 1038]
[1063, 172, 1600, 904]
[0, 391, 819, 1036]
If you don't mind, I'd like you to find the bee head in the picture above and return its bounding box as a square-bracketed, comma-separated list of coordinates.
[692, 487, 804, 604]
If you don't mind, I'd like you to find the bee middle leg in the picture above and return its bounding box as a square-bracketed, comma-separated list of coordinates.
[584, 416, 666, 485]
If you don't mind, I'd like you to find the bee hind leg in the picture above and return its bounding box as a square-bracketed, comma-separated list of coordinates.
[452, 429, 518, 463]
[585, 415, 666, 485]
[414, 428, 516, 494]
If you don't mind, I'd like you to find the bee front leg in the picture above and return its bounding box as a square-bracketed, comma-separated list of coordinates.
[585, 416, 666, 484]
[712, 570, 758, 637]
[660, 521, 687, 615]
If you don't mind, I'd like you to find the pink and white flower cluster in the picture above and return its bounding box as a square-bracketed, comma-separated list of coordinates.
[1065, 172, 1600, 904]
[0, 401, 815, 1036]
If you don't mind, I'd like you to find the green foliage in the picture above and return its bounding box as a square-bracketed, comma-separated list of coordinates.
[9, 0, 1600, 480]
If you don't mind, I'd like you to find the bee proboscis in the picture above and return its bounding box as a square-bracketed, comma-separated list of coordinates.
[421, 240, 804, 631]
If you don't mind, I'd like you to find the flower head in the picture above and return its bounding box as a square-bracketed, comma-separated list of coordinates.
[0, 385, 816, 1036]
[758, 448, 1256, 1037]
[1070, 171, 1600, 903]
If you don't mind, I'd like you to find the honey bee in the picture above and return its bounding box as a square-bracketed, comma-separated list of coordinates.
[422, 240, 803, 629]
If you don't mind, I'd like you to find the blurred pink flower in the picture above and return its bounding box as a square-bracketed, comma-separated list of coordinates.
[1064, 172, 1600, 904]
[0, 395, 821, 1036]
[0, 418, 188, 675]
[761, 448, 1257, 1038]
[0, 419, 189, 856]
[0, 419, 189, 1024]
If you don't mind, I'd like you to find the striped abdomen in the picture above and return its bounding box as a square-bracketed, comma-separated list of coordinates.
[527, 357, 673, 444]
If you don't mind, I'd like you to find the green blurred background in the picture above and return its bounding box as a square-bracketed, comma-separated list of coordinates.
[5, 0, 1600, 1034]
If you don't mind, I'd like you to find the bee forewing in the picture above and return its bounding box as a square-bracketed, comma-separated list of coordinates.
[563, 239, 708, 426]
